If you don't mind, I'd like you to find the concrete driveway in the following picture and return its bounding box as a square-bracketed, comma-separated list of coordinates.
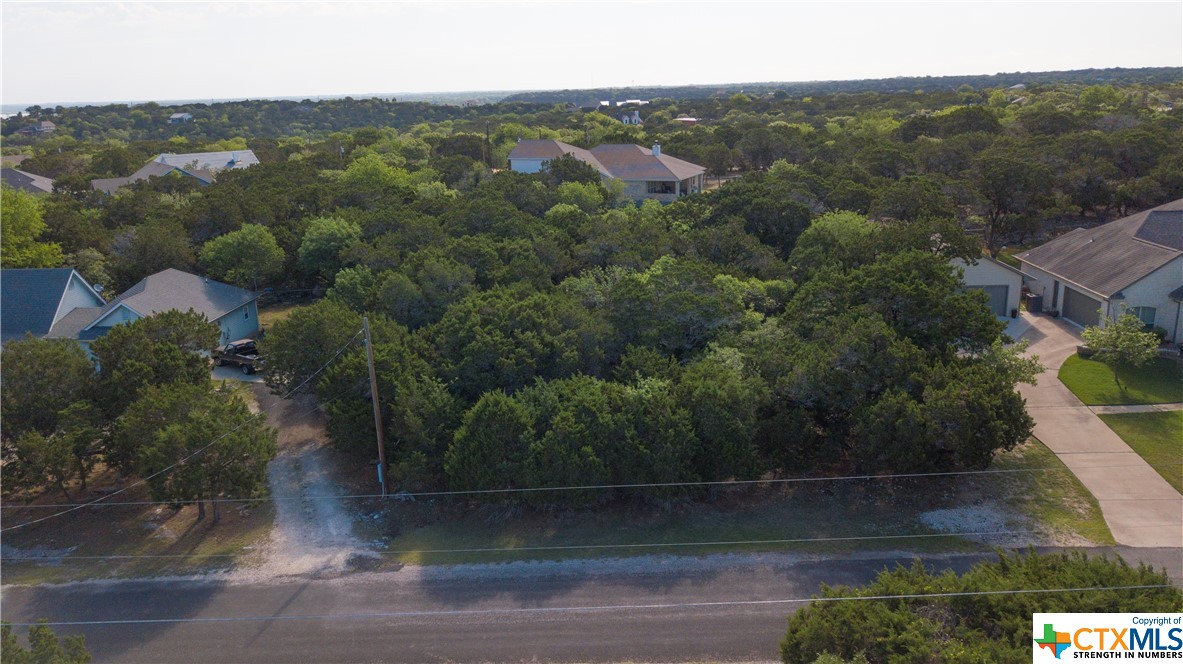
[1016, 313, 1183, 548]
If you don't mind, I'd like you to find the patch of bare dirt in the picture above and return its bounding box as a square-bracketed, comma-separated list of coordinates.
[240, 386, 376, 581]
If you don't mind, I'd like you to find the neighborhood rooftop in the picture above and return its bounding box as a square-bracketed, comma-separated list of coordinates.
[1016, 198, 1183, 297]
[0, 268, 88, 342]
[90, 150, 259, 194]
[88, 268, 259, 329]
[508, 139, 705, 182]
[0, 167, 54, 194]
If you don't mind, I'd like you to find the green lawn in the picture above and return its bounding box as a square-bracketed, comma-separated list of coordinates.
[1059, 355, 1183, 406]
[356, 439, 1113, 568]
[1099, 411, 1183, 494]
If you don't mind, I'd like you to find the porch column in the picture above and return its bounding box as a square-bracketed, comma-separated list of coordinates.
[675, 180, 681, 196]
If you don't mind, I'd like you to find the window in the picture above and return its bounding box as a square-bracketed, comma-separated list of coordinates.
[1129, 306, 1156, 327]
[244, 306, 249, 319]
[647, 181, 674, 194]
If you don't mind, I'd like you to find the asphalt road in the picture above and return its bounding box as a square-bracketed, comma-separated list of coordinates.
[4, 547, 1180, 663]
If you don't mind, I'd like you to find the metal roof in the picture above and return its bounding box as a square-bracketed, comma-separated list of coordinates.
[86, 269, 257, 330]
[1016, 198, 1183, 297]
[154, 150, 259, 171]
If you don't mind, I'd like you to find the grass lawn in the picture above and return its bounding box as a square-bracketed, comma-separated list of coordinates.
[353, 439, 1112, 568]
[1099, 411, 1183, 494]
[986, 438, 1114, 545]
[1059, 355, 1183, 406]
[257, 301, 305, 330]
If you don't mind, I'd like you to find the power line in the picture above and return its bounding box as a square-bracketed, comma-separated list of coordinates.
[4, 525, 1155, 563]
[0, 329, 366, 534]
[4, 585, 1170, 628]
[0, 463, 1162, 511]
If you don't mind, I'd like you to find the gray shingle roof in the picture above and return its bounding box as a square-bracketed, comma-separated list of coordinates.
[588, 144, 705, 181]
[46, 307, 105, 340]
[508, 140, 704, 182]
[508, 140, 610, 176]
[1, 269, 85, 341]
[91, 161, 178, 194]
[1, 168, 54, 194]
[87, 269, 257, 329]
[1016, 198, 1183, 297]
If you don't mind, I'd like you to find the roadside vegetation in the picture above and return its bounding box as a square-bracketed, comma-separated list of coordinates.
[1059, 355, 1183, 405]
[1099, 411, 1183, 493]
[779, 550, 1183, 663]
[345, 437, 1110, 567]
[3, 76, 1179, 578]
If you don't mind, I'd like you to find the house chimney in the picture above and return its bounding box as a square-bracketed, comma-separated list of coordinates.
[652, 142, 661, 157]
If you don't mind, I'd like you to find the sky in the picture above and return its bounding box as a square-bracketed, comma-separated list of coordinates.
[2, 1, 1181, 106]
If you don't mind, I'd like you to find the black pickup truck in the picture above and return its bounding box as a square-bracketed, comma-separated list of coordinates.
[213, 339, 261, 375]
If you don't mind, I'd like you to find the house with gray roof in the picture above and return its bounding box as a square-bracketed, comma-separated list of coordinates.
[77, 269, 260, 346]
[507, 139, 705, 203]
[1, 167, 54, 194]
[90, 150, 258, 194]
[1, 268, 105, 344]
[2, 268, 259, 351]
[1016, 198, 1183, 341]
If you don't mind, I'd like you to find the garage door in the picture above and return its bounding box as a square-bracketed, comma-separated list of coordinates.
[1062, 287, 1101, 328]
[970, 285, 1009, 316]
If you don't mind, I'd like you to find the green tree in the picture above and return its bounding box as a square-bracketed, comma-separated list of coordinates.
[1081, 311, 1161, 390]
[109, 220, 195, 292]
[444, 390, 533, 494]
[1, 186, 64, 268]
[972, 147, 1052, 253]
[258, 298, 364, 394]
[114, 382, 276, 523]
[0, 337, 96, 438]
[198, 224, 285, 290]
[89, 310, 220, 422]
[326, 265, 378, 312]
[66, 248, 112, 290]
[556, 181, 604, 213]
[780, 551, 1182, 663]
[2, 620, 91, 664]
[298, 216, 362, 280]
[676, 349, 768, 480]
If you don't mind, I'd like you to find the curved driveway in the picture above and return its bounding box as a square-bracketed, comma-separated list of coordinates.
[1016, 313, 1183, 548]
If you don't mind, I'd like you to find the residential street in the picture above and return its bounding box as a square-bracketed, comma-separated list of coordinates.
[3, 548, 1180, 664]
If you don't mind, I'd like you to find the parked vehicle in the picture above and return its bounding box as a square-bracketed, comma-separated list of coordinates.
[213, 339, 261, 375]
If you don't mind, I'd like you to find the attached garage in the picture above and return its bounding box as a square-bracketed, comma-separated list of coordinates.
[954, 257, 1023, 318]
[1061, 287, 1101, 328]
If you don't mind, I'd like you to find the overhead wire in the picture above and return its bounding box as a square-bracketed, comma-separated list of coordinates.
[6, 525, 1169, 563]
[0, 328, 366, 533]
[0, 463, 1164, 510]
[3, 585, 1171, 628]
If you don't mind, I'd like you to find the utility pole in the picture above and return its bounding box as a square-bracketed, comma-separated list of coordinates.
[362, 317, 388, 496]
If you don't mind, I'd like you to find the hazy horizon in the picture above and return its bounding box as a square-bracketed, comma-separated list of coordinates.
[3, 2, 1180, 109]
